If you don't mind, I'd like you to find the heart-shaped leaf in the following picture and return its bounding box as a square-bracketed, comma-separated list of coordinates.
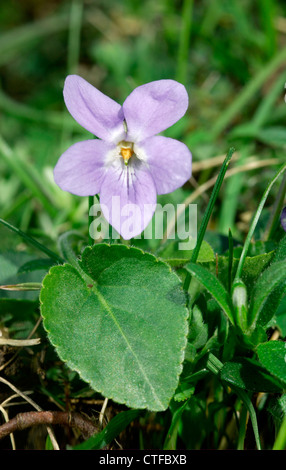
[40, 244, 188, 411]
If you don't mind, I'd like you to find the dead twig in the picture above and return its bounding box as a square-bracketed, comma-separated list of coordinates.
[0, 410, 97, 442]
[0, 376, 60, 449]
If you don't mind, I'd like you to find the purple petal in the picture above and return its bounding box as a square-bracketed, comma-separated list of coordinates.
[99, 160, 157, 239]
[123, 79, 189, 142]
[281, 206, 286, 232]
[54, 139, 114, 196]
[138, 136, 191, 194]
[63, 75, 125, 142]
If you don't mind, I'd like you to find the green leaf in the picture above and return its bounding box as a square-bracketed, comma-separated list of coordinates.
[248, 261, 286, 329]
[276, 295, 286, 337]
[271, 234, 286, 263]
[0, 251, 50, 300]
[187, 304, 209, 349]
[183, 148, 235, 292]
[256, 126, 286, 147]
[163, 399, 190, 450]
[173, 382, 195, 402]
[58, 230, 87, 268]
[220, 357, 284, 392]
[73, 409, 142, 450]
[205, 249, 274, 295]
[257, 341, 286, 386]
[0, 298, 37, 316]
[185, 262, 234, 324]
[157, 240, 214, 267]
[40, 244, 188, 411]
[0, 218, 63, 263]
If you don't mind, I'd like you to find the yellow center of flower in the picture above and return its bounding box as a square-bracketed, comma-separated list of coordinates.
[119, 141, 134, 165]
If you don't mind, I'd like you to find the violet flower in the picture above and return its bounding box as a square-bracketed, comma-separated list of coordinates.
[54, 75, 192, 239]
[281, 206, 286, 232]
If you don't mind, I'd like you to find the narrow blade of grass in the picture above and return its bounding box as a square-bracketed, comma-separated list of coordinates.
[0, 218, 63, 264]
[183, 147, 235, 291]
[234, 162, 286, 283]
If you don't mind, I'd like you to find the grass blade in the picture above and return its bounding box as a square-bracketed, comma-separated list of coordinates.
[73, 409, 142, 450]
[0, 218, 63, 264]
[234, 163, 286, 283]
[183, 147, 235, 291]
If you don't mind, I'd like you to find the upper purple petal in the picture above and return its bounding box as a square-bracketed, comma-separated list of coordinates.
[63, 75, 125, 142]
[99, 160, 157, 239]
[54, 139, 113, 196]
[122, 79, 189, 142]
[138, 136, 192, 195]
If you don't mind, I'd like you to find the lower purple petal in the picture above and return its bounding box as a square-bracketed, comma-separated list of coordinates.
[139, 136, 192, 195]
[99, 160, 157, 239]
[54, 139, 113, 196]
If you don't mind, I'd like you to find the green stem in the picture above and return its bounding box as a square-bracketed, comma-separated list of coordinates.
[228, 229, 234, 292]
[237, 404, 248, 450]
[235, 388, 261, 450]
[206, 353, 261, 450]
[234, 163, 286, 283]
[0, 282, 42, 291]
[88, 195, 95, 246]
[183, 147, 235, 291]
[273, 414, 286, 450]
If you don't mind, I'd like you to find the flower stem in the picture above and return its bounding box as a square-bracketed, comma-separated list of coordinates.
[183, 147, 235, 292]
[88, 195, 95, 245]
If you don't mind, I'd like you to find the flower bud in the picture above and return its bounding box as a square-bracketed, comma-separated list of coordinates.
[231, 279, 248, 332]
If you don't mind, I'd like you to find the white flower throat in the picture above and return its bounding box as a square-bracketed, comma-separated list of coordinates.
[119, 141, 134, 166]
